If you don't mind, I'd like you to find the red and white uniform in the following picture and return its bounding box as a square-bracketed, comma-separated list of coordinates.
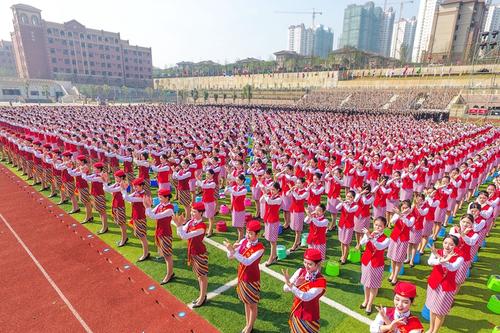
[360, 233, 389, 289]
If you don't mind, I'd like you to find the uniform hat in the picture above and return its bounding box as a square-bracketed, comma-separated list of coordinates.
[52, 148, 61, 154]
[33, 140, 41, 145]
[304, 248, 322, 262]
[43, 143, 51, 149]
[114, 170, 126, 178]
[93, 162, 104, 169]
[132, 177, 145, 186]
[62, 151, 72, 157]
[394, 282, 417, 299]
[76, 155, 87, 161]
[192, 202, 205, 212]
[246, 220, 261, 232]
[158, 188, 171, 196]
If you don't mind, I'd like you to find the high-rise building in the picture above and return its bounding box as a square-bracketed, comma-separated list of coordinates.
[379, 8, 395, 57]
[0, 40, 18, 77]
[288, 23, 333, 58]
[484, 4, 500, 32]
[10, 4, 152, 88]
[428, 0, 486, 63]
[313, 25, 334, 58]
[412, 0, 441, 62]
[390, 17, 417, 61]
[339, 2, 391, 56]
[288, 24, 314, 56]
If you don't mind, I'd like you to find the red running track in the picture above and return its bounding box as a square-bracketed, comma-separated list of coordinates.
[0, 164, 219, 333]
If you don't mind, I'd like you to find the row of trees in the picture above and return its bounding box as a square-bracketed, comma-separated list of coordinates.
[77, 84, 175, 102]
[183, 84, 253, 104]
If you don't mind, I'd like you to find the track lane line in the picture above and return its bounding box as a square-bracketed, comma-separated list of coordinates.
[0, 213, 94, 333]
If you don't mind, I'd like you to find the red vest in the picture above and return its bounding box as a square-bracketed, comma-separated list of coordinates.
[385, 308, 423, 333]
[231, 185, 246, 212]
[290, 189, 307, 213]
[155, 203, 173, 237]
[264, 195, 281, 223]
[428, 249, 461, 292]
[237, 239, 264, 283]
[327, 178, 341, 198]
[454, 227, 475, 261]
[291, 268, 326, 322]
[187, 221, 207, 258]
[361, 234, 387, 268]
[111, 185, 125, 208]
[131, 191, 146, 219]
[201, 180, 216, 203]
[90, 176, 105, 196]
[374, 186, 387, 208]
[390, 213, 413, 242]
[177, 169, 191, 190]
[338, 203, 356, 228]
[139, 165, 150, 180]
[355, 195, 372, 218]
[307, 215, 327, 245]
[157, 164, 171, 183]
[75, 174, 88, 189]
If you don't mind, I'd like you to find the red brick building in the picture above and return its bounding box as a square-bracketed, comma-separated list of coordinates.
[11, 4, 152, 88]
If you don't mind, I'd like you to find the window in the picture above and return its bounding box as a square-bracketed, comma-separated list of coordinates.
[53, 67, 58, 72]
[115, 47, 119, 52]
[30, 90, 39, 96]
[116, 56, 121, 60]
[80, 33, 84, 39]
[64, 59, 70, 64]
[47, 28, 52, 34]
[106, 55, 110, 59]
[85, 70, 89, 74]
[69, 41, 74, 46]
[71, 50, 75, 56]
[63, 50, 69, 55]
[82, 51, 86, 56]
[87, 34, 91, 39]
[73, 69, 77, 74]
[81, 42, 85, 47]
[90, 61, 94, 66]
[91, 70, 95, 75]
[51, 57, 57, 63]
[72, 60, 76, 65]
[98, 36, 102, 41]
[62, 40, 67, 46]
[107, 63, 111, 68]
[99, 45, 103, 50]
[105, 46, 109, 51]
[50, 48, 55, 54]
[108, 71, 112, 76]
[2, 89, 22, 96]
[60, 31, 65, 36]
[65, 68, 71, 73]
[20, 14, 28, 24]
[101, 63, 105, 67]
[48, 38, 54, 44]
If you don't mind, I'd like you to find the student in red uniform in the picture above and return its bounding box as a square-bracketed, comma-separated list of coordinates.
[372, 176, 391, 220]
[387, 200, 415, 285]
[324, 167, 342, 231]
[406, 193, 428, 267]
[449, 214, 478, 291]
[306, 172, 324, 213]
[173, 158, 193, 218]
[336, 190, 359, 264]
[425, 235, 463, 333]
[82, 162, 108, 234]
[262, 182, 282, 266]
[60, 151, 80, 214]
[173, 202, 208, 308]
[282, 248, 327, 333]
[225, 174, 248, 242]
[360, 216, 389, 315]
[224, 220, 265, 333]
[102, 170, 128, 246]
[69, 155, 93, 223]
[151, 154, 172, 191]
[354, 184, 374, 249]
[304, 204, 329, 260]
[144, 188, 175, 284]
[386, 171, 402, 226]
[275, 164, 296, 229]
[418, 188, 439, 255]
[196, 169, 217, 237]
[121, 178, 150, 261]
[370, 282, 423, 333]
[287, 178, 309, 252]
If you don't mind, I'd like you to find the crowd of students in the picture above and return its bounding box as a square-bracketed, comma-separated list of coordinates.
[0, 104, 498, 333]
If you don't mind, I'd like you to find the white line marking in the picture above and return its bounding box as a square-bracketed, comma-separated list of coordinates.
[188, 278, 239, 309]
[203, 237, 373, 325]
[0, 213, 94, 333]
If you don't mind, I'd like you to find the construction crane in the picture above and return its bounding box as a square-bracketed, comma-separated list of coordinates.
[274, 8, 323, 29]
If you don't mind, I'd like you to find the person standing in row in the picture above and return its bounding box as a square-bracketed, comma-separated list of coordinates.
[283, 248, 327, 333]
[102, 170, 128, 247]
[121, 178, 150, 262]
[425, 235, 463, 333]
[173, 202, 208, 308]
[82, 162, 108, 234]
[224, 220, 265, 333]
[360, 216, 389, 315]
[196, 169, 217, 237]
[144, 189, 175, 284]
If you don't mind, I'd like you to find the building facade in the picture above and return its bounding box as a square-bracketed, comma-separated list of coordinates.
[339, 2, 392, 56]
[313, 25, 334, 58]
[379, 8, 395, 57]
[288, 24, 314, 56]
[0, 40, 17, 77]
[428, 0, 486, 63]
[484, 4, 500, 32]
[390, 17, 417, 62]
[10, 4, 152, 88]
[412, 0, 441, 62]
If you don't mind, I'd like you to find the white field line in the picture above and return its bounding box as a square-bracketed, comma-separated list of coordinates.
[203, 237, 372, 325]
[0, 213, 94, 333]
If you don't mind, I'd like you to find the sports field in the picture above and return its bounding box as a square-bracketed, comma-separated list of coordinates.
[2, 161, 499, 333]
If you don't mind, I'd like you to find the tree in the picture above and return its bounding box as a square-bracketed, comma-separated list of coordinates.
[232, 90, 237, 103]
[214, 93, 219, 103]
[223, 93, 227, 103]
[191, 88, 199, 103]
[242, 84, 252, 103]
[203, 90, 209, 103]
[42, 85, 50, 100]
[102, 84, 111, 100]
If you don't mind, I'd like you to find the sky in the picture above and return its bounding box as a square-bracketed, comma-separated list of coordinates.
[0, 0, 491, 68]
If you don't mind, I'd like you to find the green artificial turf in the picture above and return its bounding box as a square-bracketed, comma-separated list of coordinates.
[3, 161, 499, 333]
